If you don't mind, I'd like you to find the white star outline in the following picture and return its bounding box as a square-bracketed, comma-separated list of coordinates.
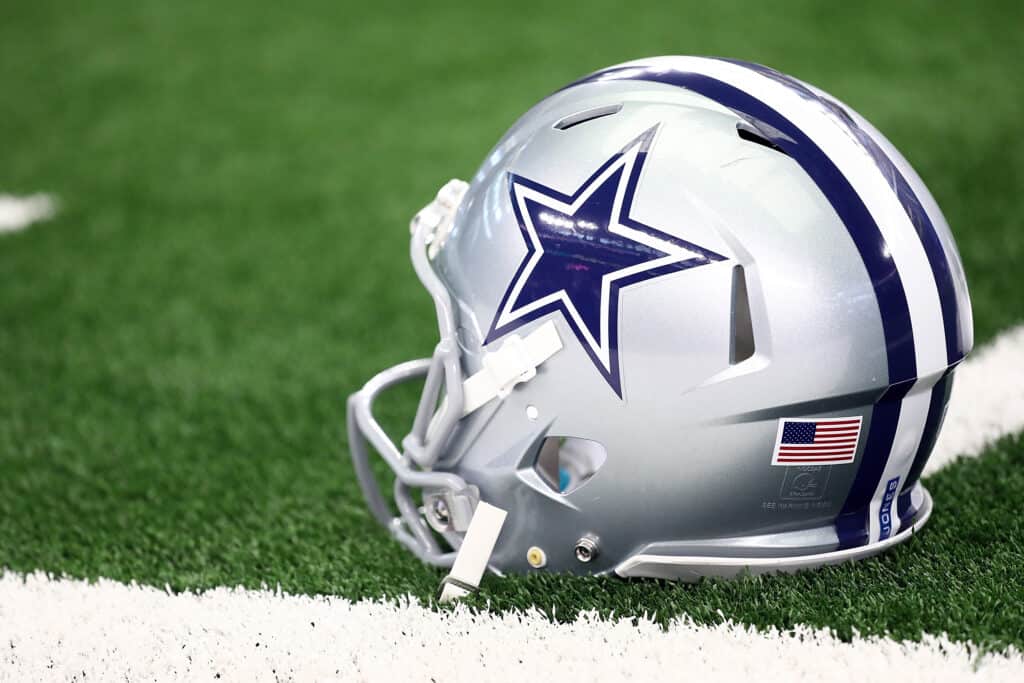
[493, 126, 707, 373]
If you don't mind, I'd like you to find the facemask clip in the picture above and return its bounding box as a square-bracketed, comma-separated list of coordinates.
[410, 179, 469, 260]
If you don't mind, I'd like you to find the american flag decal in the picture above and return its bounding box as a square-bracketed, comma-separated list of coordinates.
[770, 417, 863, 466]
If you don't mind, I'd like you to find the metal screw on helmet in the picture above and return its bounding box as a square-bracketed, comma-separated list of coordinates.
[574, 535, 600, 563]
[429, 497, 451, 529]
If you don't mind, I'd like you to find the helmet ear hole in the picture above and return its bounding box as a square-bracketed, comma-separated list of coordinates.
[533, 437, 607, 495]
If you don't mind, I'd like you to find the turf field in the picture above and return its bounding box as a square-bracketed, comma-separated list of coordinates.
[1, 0, 1022, 655]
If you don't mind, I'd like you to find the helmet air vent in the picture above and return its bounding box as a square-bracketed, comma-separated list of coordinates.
[736, 121, 787, 155]
[554, 104, 623, 131]
[730, 265, 755, 364]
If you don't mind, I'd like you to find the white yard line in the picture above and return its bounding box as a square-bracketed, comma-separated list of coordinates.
[0, 572, 1020, 682]
[0, 193, 58, 234]
[0, 326, 1021, 681]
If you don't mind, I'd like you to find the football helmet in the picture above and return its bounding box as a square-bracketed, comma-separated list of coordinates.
[347, 57, 972, 599]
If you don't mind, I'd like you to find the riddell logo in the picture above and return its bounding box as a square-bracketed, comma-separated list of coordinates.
[780, 466, 830, 501]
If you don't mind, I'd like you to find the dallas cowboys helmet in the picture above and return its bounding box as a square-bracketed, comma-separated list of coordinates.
[347, 56, 972, 600]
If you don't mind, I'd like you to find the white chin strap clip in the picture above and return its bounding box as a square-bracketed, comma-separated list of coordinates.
[461, 320, 563, 416]
[426, 319, 563, 439]
[437, 502, 507, 603]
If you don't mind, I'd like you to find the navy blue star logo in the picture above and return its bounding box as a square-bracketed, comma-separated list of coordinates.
[485, 125, 726, 397]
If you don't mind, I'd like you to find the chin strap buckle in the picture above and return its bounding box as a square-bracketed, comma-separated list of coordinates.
[461, 320, 563, 416]
[437, 501, 508, 603]
[410, 179, 469, 260]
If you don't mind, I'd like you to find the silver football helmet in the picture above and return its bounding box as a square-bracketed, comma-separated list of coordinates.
[347, 56, 972, 599]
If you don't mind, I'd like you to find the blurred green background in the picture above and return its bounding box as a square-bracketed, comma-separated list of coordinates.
[1, 0, 1022, 649]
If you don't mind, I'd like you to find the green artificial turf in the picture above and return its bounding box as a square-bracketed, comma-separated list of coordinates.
[2, 0, 1023, 651]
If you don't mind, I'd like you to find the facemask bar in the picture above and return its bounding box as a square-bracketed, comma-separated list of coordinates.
[346, 180, 476, 568]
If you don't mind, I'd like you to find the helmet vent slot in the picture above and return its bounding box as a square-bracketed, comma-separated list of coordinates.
[554, 104, 623, 131]
[534, 436, 607, 495]
[736, 122, 787, 155]
[731, 265, 755, 364]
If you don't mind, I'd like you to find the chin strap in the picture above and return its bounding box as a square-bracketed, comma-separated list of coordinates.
[437, 502, 508, 603]
[461, 320, 563, 416]
[432, 321, 561, 601]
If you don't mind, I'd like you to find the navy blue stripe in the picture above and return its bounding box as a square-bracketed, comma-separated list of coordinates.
[901, 372, 954, 493]
[566, 65, 917, 385]
[566, 64, 920, 550]
[834, 383, 911, 548]
[719, 59, 964, 365]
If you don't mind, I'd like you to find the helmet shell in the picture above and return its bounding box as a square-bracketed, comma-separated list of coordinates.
[428, 57, 972, 575]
